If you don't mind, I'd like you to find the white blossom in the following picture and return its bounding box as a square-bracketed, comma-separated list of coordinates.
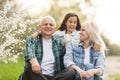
[0, 2, 39, 63]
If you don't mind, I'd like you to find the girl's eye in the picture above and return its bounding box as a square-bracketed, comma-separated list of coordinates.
[68, 20, 72, 23]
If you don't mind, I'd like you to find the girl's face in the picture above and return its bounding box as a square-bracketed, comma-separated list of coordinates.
[80, 27, 90, 41]
[65, 16, 77, 34]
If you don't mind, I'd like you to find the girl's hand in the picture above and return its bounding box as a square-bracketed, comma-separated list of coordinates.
[93, 43, 101, 51]
[32, 31, 39, 38]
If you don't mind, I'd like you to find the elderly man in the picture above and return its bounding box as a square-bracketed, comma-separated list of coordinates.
[18, 16, 75, 80]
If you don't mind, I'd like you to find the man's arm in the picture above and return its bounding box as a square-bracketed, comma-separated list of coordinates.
[25, 36, 41, 74]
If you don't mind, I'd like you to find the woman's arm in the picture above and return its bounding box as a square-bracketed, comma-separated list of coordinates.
[70, 64, 86, 79]
[95, 51, 105, 76]
[64, 43, 75, 68]
[64, 43, 87, 79]
[84, 68, 101, 79]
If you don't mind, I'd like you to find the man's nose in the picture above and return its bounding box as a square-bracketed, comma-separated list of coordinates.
[46, 24, 51, 27]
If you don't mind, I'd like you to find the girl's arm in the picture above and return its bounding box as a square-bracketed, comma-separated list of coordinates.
[32, 30, 41, 38]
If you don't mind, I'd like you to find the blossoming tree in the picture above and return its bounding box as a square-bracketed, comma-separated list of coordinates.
[0, 2, 39, 63]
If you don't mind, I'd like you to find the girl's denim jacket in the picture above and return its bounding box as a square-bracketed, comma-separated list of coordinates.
[64, 41, 105, 76]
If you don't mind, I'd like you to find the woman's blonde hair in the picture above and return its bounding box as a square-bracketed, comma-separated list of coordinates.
[81, 21, 106, 51]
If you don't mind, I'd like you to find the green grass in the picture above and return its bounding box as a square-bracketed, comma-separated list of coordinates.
[109, 73, 120, 80]
[0, 57, 25, 80]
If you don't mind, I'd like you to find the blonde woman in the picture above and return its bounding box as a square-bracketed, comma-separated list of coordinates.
[64, 21, 106, 80]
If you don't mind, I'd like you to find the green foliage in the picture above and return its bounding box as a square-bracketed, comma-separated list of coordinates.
[102, 35, 120, 55]
[0, 0, 7, 10]
[0, 57, 24, 80]
[0, 2, 40, 62]
[109, 44, 120, 55]
[41, 0, 93, 28]
[3, 0, 120, 62]
[0, 0, 95, 63]
[109, 73, 120, 80]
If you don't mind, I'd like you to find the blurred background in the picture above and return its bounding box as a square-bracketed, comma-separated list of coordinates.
[0, 0, 120, 80]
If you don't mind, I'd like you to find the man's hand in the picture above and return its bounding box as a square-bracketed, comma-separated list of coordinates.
[30, 58, 41, 74]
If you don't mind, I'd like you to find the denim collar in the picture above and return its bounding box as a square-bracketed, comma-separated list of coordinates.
[78, 42, 94, 48]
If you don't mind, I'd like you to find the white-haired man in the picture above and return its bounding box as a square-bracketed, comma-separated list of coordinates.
[18, 16, 75, 80]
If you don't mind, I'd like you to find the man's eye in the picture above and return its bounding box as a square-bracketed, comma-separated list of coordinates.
[49, 24, 54, 26]
[43, 23, 47, 26]
[43, 23, 54, 26]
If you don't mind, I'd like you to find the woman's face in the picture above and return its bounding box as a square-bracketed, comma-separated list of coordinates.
[65, 16, 77, 34]
[80, 27, 90, 41]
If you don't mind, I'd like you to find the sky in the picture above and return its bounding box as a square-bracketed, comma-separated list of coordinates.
[21, 0, 51, 15]
[93, 0, 120, 45]
[21, 0, 120, 45]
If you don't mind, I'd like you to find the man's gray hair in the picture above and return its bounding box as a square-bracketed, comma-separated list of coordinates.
[39, 16, 56, 27]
